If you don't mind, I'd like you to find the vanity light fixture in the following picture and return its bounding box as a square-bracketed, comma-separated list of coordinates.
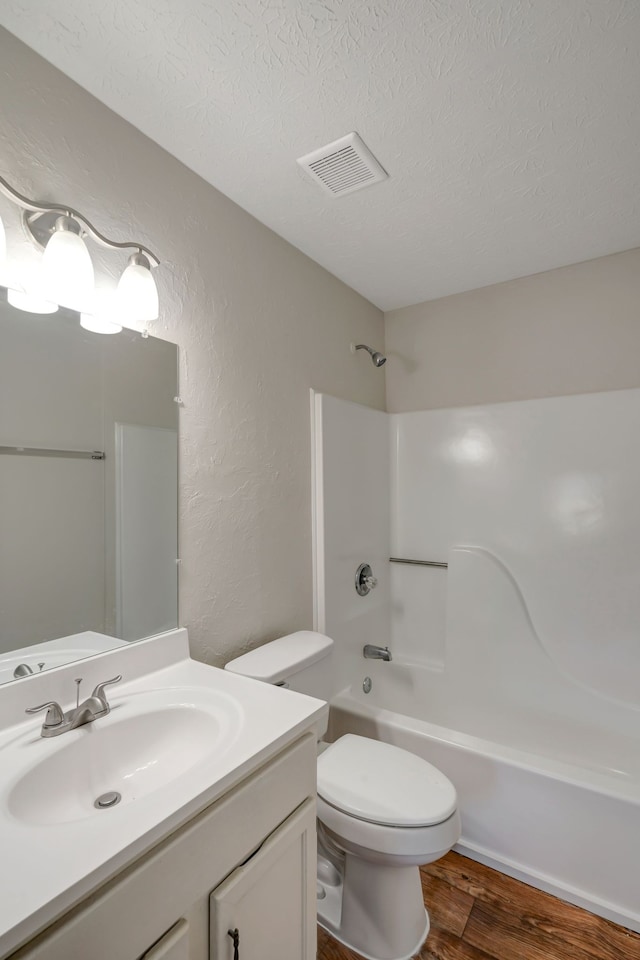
[0, 173, 160, 332]
[115, 252, 159, 324]
[80, 312, 123, 335]
[7, 286, 58, 314]
[1, 212, 57, 312]
[41, 215, 95, 313]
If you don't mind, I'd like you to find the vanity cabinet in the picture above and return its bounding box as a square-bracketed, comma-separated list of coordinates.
[9, 734, 317, 960]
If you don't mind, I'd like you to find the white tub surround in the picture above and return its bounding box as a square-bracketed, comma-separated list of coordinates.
[313, 389, 640, 933]
[312, 392, 391, 695]
[0, 629, 327, 957]
[389, 388, 640, 707]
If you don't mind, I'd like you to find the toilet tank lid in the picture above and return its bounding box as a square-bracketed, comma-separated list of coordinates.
[224, 631, 333, 683]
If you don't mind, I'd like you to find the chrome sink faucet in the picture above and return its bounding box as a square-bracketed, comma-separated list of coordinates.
[363, 644, 392, 661]
[25, 675, 122, 738]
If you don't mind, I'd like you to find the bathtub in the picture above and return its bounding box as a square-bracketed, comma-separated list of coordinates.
[327, 658, 640, 934]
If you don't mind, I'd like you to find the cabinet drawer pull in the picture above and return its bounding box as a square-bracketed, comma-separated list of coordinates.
[228, 927, 240, 960]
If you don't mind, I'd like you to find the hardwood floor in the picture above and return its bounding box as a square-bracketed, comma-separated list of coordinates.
[317, 852, 640, 960]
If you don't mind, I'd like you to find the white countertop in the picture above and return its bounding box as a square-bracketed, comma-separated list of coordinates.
[0, 630, 327, 957]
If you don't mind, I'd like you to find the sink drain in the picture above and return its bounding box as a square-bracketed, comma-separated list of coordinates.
[95, 791, 121, 809]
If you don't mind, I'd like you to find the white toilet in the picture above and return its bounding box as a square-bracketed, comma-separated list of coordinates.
[225, 632, 461, 960]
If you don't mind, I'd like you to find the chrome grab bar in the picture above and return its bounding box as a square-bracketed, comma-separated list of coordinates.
[389, 557, 448, 568]
[0, 445, 105, 460]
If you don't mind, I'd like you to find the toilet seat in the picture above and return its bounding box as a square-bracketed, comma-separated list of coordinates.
[317, 794, 461, 863]
[317, 734, 457, 827]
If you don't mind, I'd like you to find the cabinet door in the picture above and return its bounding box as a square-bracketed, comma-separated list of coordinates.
[210, 799, 316, 960]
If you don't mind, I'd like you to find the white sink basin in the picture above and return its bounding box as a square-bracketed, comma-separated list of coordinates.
[4, 688, 243, 825]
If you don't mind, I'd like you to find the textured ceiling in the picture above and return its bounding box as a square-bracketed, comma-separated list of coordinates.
[2, 1, 640, 310]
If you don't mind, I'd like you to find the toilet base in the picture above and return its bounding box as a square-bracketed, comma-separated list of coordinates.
[318, 910, 429, 960]
[317, 852, 430, 960]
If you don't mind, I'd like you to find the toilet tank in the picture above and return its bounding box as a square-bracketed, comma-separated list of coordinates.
[225, 631, 333, 699]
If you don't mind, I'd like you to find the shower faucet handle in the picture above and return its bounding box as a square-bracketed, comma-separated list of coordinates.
[355, 563, 378, 596]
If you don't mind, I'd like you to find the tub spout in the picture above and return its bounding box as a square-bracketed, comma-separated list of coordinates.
[363, 644, 392, 661]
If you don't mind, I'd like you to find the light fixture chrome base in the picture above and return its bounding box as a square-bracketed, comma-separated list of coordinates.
[22, 209, 80, 252]
[0, 173, 159, 266]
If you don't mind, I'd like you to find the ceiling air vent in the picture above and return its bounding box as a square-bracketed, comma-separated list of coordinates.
[297, 132, 388, 198]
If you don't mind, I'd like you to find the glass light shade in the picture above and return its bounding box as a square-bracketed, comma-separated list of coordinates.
[41, 220, 95, 312]
[7, 286, 58, 314]
[80, 312, 122, 335]
[115, 255, 159, 324]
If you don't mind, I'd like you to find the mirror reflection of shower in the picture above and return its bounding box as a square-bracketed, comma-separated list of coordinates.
[351, 342, 387, 367]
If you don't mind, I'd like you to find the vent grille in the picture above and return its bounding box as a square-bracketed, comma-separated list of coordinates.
[297, 132, 388, 197]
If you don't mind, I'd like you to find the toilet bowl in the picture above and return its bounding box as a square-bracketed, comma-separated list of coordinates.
[315, 734, 461, 960]
[225, 632, 461, 960]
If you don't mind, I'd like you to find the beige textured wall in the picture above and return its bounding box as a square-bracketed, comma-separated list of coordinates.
[385, 248, 640, 412]
[0, 29, 384, 666]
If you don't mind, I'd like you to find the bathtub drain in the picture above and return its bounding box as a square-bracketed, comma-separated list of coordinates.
[362, 677, 372, 694]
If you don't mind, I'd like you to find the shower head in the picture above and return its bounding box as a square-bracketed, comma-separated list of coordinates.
[353, 343, 387, 367]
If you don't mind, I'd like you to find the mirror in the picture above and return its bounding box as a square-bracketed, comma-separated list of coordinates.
[0, 296, 179, 684]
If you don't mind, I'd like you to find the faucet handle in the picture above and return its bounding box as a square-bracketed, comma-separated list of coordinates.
[363, 575, 378, 590]
[91, 675, 122, 706]
[25, 701, 65, 728]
